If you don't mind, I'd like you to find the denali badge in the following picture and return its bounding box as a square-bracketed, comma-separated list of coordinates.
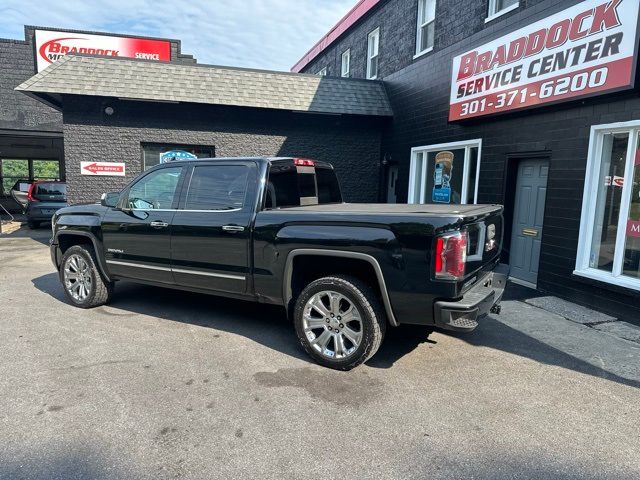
[107, 248, 124, 254]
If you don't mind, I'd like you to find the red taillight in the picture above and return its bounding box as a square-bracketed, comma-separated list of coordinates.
[435, 238, 444, 273]
[294, 158, 315, 167]
[434, 231, 468, 280]
[27, 183, 39, 202]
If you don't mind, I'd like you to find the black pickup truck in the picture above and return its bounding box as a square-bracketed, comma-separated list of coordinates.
[51, 157, 507, 369]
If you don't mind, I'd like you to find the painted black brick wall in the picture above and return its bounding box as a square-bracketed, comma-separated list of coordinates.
[300, 0, 548, 79]
[62, 96, 384, 206]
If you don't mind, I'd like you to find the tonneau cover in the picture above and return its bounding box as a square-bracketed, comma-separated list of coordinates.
[279, 203, 502, 216]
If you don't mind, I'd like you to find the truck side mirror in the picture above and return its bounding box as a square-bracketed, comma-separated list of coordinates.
[100, 192, 120, 208]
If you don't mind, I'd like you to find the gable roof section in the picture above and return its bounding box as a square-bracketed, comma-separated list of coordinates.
[15, 55, 393, 117]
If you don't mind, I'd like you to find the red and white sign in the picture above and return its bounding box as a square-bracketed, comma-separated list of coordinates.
[604, 175, 624, 186]
[627, 220, 640, 238]
[81, 162, 126, 176]
[449, 0, 640, 121]
[34, 29, 171, 72]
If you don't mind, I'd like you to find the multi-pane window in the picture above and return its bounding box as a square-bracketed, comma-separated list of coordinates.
[408, 140, 482, 205]
[0, 158, 60, 195]
[341, 49, 351, 77]
[316, 67, 327, 76]
[416, 0, 436, 56]
[366, 28, 380, 80]
[576, 122, 640, 290]
[487, 0, 519, 20]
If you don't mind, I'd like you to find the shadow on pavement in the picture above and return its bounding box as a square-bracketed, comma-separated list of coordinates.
[31, 273, 640, 386]
[1, 223, 51, 246]
[447, 314, 640, 389]
[0, 447, 136, 480]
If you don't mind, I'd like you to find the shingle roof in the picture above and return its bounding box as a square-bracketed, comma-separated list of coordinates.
[15, 55, 393, 117]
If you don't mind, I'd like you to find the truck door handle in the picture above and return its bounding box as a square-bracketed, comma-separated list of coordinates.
[150, 221, 169, 229]
[222, 225, 245, 233]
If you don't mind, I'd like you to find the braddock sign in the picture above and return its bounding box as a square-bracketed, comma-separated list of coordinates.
[34, 29, 171, 72]
[449, 0, 640, 121]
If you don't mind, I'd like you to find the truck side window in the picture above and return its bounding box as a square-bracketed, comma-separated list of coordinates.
[185, 165, 249, 210]
[127, 167, 182, 210]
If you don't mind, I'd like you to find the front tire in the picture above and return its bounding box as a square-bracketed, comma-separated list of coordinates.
[59, 245, 113, 308]
[27, 220, 39, 229]
[294, 275, 386, 370]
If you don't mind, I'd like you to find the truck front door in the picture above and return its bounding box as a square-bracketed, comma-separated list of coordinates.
[170, 162, 257, 295]
[102, 166, 185, 284]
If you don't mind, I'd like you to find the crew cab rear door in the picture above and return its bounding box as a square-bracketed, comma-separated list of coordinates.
[170, 161, 257, 295]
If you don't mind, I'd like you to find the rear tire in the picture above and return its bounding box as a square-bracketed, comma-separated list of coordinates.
[59, 245, 113, 308]
[294, 275, 386, 370]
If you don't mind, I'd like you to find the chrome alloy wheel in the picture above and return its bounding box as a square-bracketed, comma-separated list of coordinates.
[302, 290, 363, 359]
[63, 254, 93, 302]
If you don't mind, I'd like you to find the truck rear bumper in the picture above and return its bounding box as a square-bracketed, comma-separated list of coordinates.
[434, 263, 509, 332]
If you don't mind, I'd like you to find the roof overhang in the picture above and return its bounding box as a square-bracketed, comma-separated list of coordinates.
[16, 55, 393, 118]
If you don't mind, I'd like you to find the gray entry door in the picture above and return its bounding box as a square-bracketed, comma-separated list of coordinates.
[509, 159, 549, 285]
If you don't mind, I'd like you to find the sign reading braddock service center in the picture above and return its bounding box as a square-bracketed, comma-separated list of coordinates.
[34, 29, 171, 72]
[449, 0, 640, 121]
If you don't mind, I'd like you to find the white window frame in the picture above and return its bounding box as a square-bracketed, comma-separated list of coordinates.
[407, 139, 482, 205]
[366, 28, 380, 80]
[486, 0, 519, 23]
[316, 67, 327, 76]
[575, 120, 640, 291]
[415, 0, 436, 58]
[341, 49, 351, 78]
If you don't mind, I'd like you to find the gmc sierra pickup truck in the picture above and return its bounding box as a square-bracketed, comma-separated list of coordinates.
[51, 157, 507, 370]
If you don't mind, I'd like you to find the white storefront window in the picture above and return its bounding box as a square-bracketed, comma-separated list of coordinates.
[576, 121, 640, 290]
[408, 139, 482, 205]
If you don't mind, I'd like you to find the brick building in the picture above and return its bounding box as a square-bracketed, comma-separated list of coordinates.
[294, 0, 640, 320]
[6, 0, 640, 321]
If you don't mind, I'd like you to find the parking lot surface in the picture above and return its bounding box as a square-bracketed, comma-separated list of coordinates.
[1, 229, 639, 480]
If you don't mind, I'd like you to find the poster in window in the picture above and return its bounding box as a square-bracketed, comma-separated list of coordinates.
[432, 151, 454, 203]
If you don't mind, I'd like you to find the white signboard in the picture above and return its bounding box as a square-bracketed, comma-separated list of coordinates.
[449, 0, 640, 121]
[81, 162, 126, 176]
[34, 29, 171, 72]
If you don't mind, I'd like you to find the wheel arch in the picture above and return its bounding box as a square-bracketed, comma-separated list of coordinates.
[56, 231, 111, 282]
[283, 249, 399, 327]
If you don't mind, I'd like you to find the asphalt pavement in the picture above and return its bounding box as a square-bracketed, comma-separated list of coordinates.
[1, 228, 639, 479]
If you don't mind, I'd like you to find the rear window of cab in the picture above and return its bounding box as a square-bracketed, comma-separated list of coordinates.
[264, 162, 342, 209]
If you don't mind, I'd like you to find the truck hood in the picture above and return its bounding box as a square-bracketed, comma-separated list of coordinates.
[54, 203, 109, 218]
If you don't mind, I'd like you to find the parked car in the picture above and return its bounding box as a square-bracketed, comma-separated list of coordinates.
[12, 180, 68, 229]
[50, 157, 507, 370]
